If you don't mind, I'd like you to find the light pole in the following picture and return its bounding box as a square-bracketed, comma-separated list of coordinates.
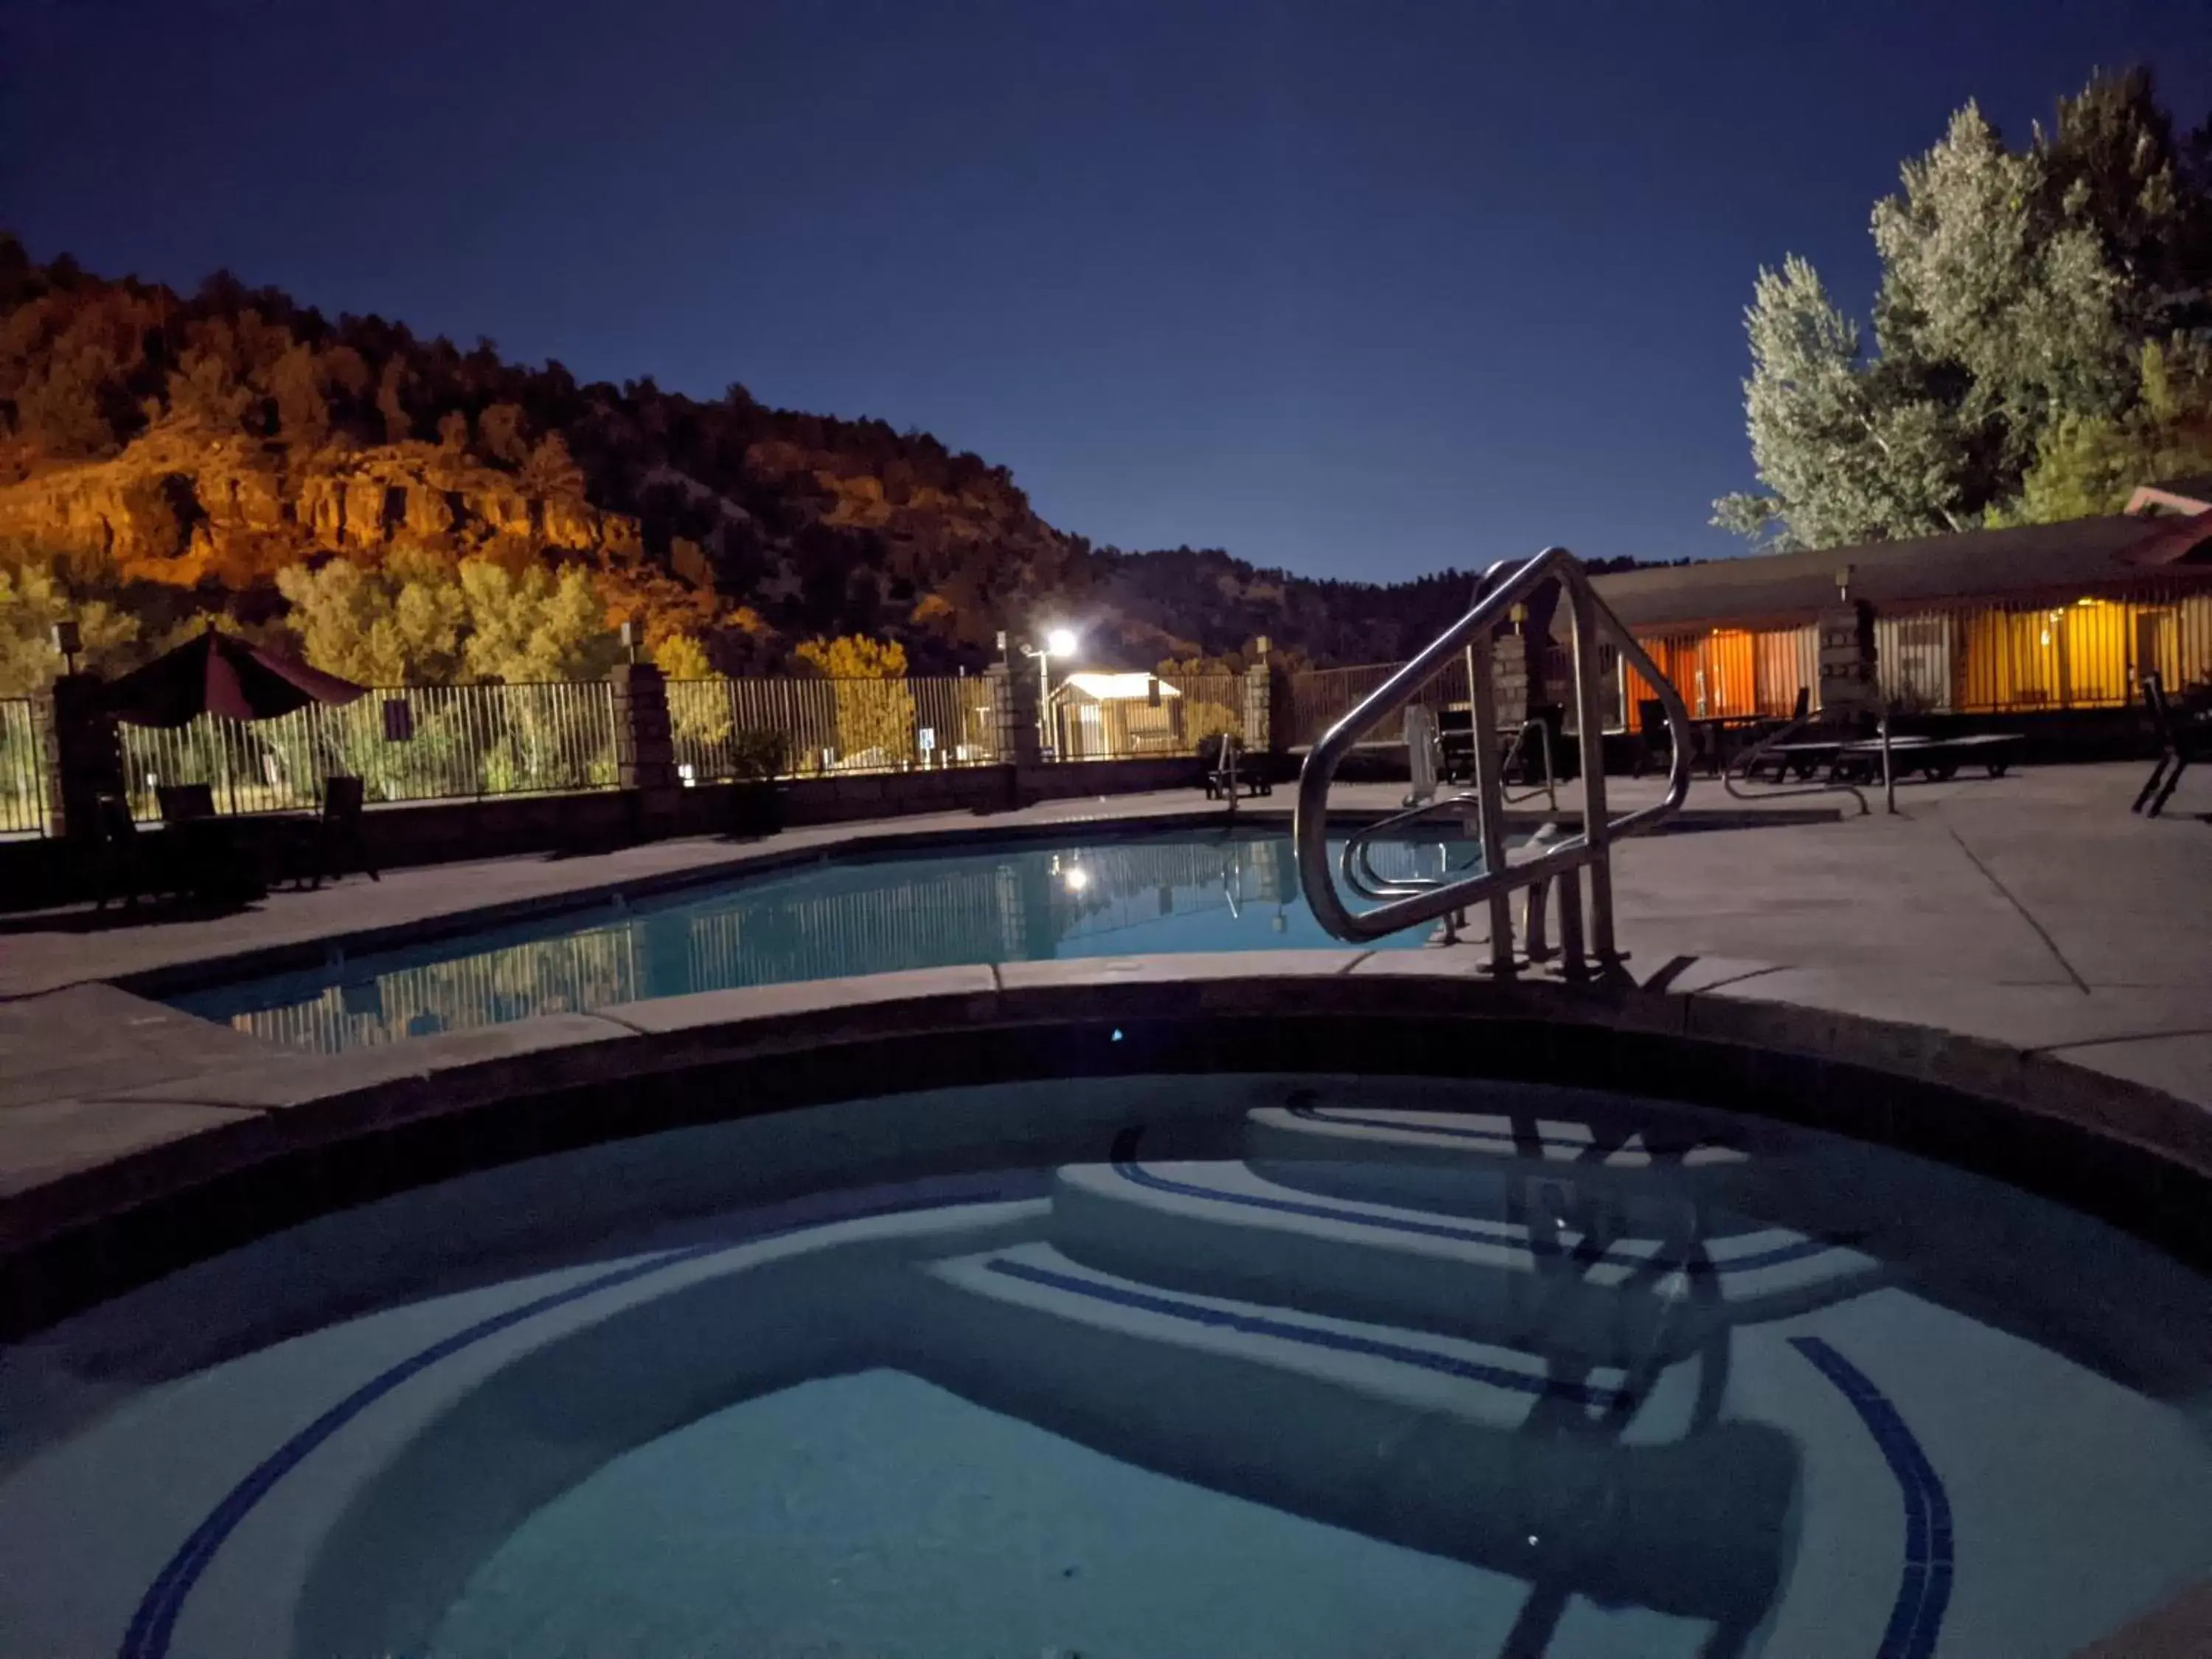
[1020, 627, 1079, 759]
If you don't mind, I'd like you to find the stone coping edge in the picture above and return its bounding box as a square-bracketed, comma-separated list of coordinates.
[3, 955, 2206, 1338]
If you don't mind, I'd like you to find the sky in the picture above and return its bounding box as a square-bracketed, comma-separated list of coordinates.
[6, 1, 2211, 584]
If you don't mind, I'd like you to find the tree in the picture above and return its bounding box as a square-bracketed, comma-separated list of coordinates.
[1717, 72, 2211, 551]
[167, 347, 257, 432]
[650, 633, 713, 679]
[13, 345, 119, 456]
[1994, 337, 2212, 524]
[477, 401, 528, 467]
[1713, 257, 1967, 551]
[268, 343, 330, 448]
[375, 359, 412, 443]
[1871, 102, 2132, 476]
[275, 556, 463, 685]
[521, 431, 585, 496]
[794, 633, 914, 765]
[458, 560, 620, 683]
[0, 560, 141, 697]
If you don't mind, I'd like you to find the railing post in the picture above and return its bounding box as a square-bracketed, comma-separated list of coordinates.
[1467, 625, 1514, 975]
[1568, 579, 1618, 966]
[1555, 866, 1588, 980]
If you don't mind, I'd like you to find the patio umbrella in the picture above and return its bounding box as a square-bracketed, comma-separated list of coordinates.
[102, 626, 367, 728]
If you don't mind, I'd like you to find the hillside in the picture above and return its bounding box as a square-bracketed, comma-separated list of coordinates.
[0, 236, 1528, 687]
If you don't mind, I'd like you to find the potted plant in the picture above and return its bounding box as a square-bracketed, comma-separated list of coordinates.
[727, 728, 789, 835]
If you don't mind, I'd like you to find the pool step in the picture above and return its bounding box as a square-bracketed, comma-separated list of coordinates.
[1048, 1157, 1883, 1367]
[911, 1240, 1792, 1631]
[1245, 1102, 1785, 1233]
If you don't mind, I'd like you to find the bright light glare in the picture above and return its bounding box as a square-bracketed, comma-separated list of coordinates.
[1064, 865, 1090, 891]
[1046, 627, 1079, 658]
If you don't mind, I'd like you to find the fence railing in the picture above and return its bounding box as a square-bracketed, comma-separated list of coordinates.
[668, 675, 1001, 782]
[117, 681, 619, 821]
[1, 698, 48, 836]
[1284, 658, 1475, 751]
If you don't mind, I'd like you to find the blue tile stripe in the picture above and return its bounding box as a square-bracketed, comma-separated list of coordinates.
[1790, 1335, 1954, 1659]
[1115, 1152, 1843, 1278]
[119, 1175, 1042, 1659]
[984, 1255, 1632, 1411]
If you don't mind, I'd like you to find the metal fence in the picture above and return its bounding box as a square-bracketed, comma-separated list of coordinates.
[1, 698, 48, 836]
[668, 675, 1001, 782]
[117, 681, 619, 821]
[1283, 658, 1475, 751]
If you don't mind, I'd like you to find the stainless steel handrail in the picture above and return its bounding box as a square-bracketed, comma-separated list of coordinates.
[1294, 546, 1692, 973]
[1343, 796, 1481, 900]
[1722, 702, 1868, 815]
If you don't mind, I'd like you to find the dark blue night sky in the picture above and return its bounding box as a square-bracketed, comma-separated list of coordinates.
[7, 1, 2209, 580]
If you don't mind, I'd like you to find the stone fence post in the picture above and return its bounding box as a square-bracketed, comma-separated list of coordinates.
[984, 661, 1043, 770]
[1491, 617, 1531, 734]
[1818, 601, 1879, 723]
[1242, 660, 1271, 752]
[43, 672, 123, 845]
[610, 661, 679, 838]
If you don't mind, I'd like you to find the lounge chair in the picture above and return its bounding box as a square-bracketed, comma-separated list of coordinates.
[2133, 671, 2198, 818]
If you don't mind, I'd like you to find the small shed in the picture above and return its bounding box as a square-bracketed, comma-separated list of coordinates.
[1054, 671, 1183, 759]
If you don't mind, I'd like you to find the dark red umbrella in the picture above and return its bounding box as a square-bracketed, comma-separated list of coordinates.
[103, 627, 368, 728]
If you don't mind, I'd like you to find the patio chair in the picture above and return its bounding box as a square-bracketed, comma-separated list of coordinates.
[153, 782, 262, 902]
[314, 775, 380, 886]
[1203, 734, 1269, 801]
[1633, 698, 1674, 778]
[2132, 671, 2197, 818]
[91, 793, 158, 910]
[155, 782, 215, 824]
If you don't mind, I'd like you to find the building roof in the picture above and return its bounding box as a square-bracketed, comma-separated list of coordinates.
[1590, 513, 2212, 633]
[2126, 473, 2212, 516]
[1061, 670, 1180, 701]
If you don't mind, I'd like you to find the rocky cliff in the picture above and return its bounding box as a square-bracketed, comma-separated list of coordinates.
[0, 236, 1503, 678]
[0, 421, 637, 588]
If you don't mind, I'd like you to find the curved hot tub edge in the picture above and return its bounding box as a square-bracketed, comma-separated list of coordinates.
[4, 950, 2208, 1339]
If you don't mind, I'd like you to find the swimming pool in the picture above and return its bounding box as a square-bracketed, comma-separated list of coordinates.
[175, 827, 1475, 1053]
[4, 1071, 2207, 1658]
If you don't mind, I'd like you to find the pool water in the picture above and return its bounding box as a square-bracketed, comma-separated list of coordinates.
[175, 829, 1472, 1053]
[4, 1074, 2208, 1658]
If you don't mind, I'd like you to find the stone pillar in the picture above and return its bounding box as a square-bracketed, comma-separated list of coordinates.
[1817, 602, 1879, 723]
[985, 662, 1042, 769]
[1242, 661, 1271, 751]
[609, 661, 679, 838]
[44, 673, 123, 845]
[1491, 623, 1531, 734]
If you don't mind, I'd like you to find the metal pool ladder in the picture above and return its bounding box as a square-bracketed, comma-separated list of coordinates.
[1293, 546, 1694, 979]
